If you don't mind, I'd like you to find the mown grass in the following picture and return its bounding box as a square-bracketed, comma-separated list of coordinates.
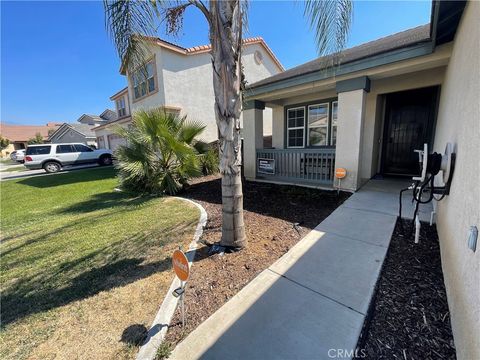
[0, 167, 199, 359]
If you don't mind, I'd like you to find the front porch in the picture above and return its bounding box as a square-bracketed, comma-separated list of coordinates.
[255, 148, 336, 187]
[243, 67, 448, 191]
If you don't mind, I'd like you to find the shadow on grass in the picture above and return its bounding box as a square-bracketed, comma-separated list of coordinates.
[121, 324, 148, 346]
[17, 167, 116, 188]
[1, 200, 152, 259]
[59, 192, 152, 214]
[1, 255, 171, 327]
[1, 217, 198, 327]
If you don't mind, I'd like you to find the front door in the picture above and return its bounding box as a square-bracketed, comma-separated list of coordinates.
[381, 86, 438, 176]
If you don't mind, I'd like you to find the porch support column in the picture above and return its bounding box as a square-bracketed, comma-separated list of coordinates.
[271, 106, 285, 149]
[243, 100, 265, 180]
[334, 77, 370, 191]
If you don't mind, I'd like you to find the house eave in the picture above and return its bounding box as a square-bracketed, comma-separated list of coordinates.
[246, 41, 434, 99]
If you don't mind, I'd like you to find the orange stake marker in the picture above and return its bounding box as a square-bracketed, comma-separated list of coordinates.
[335, 168, 347, 179]
[172, 249, 190, 282]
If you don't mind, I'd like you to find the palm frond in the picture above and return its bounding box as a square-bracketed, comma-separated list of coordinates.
[104, 0, 157, 73]
[303, 0, 353, 57]
[179, 120, 206, 144]
[115, 107, 213, 195]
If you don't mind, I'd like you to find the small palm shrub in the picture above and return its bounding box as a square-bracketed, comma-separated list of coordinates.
[199, 145, 219, 175]
[115, 108, 209, 195]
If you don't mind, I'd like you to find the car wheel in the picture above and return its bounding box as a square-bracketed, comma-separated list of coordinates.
[99, 154, 112, 166]
[43, 161, 61, 173]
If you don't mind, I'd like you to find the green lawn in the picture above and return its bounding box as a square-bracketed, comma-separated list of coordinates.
[0, 167, 199, 359]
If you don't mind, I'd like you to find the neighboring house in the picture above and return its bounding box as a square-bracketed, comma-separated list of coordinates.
[94, 87, 132, 151]
[48, 123, 97, 147]
[77, 109, 117, 126]
[244, 1, 478, 359]
[0, 122, 61, 157]
[94, 37, 284, 150]
[49, 109, 117, 147]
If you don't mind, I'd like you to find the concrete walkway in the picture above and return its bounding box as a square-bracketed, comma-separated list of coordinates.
[170, 179, 432, 360]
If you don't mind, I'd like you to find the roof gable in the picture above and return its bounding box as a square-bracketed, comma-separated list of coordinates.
[49, 123, 96, 140]
[120, 36, 284, 74]
[100, 109, 117, 121]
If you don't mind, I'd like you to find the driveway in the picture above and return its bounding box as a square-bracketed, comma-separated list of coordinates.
[0, 163, 102, 181]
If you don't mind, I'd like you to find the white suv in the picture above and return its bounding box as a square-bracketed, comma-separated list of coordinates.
[24, 143, 113, 173]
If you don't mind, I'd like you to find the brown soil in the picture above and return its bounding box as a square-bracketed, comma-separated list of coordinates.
[359, 219, 456, 359]
[164, 175, 350, 348]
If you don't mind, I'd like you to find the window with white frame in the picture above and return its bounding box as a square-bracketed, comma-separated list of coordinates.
[132, 60, 156, 100]
[331, 101, 338, 146]
[116, 97, 127, 117]
[286, 107, 305, 148]
[308, 103, 329, 146]
[286, 100, 338, 148]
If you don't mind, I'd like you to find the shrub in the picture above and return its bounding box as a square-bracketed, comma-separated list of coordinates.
[199, 145, 219, 175]
[115, 108, 209, 195]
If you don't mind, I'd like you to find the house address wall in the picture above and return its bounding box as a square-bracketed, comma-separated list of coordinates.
[430, 3, 480, 359]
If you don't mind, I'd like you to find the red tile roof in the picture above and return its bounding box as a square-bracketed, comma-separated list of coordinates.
[120, 36, 284, 74]
[0, 123, 61, 142]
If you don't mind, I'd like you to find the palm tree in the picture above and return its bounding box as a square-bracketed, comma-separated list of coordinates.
[115, 108, 207, 195]
[104, 0, 352, 250]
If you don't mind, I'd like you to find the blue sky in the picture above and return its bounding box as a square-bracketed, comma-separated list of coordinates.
[1, 1, 431, 125]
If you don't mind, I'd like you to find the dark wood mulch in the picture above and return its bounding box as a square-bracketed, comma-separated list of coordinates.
[359, 219, 456, 359]
[164, 175, 350, 347]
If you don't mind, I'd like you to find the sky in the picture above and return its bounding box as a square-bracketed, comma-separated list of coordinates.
[1, 0, 432, 125]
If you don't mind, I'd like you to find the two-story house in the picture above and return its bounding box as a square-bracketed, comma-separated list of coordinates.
[94, 37, 283, 150]
[48, 109, 117, 147]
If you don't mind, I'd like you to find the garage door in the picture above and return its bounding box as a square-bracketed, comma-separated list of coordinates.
[107, 134, 126, 151]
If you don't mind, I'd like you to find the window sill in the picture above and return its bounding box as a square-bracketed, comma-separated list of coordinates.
[132, 87, 159, 104]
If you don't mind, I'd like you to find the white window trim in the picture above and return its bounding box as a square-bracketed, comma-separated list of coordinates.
[307, 102, 330, 147]
[286, 106, 306, 148]
[116, 97, 126, 117]
[131, 57, 157, 102]
[331, 101, 338, 146]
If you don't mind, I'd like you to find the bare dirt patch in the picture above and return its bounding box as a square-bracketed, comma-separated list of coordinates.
[164, 176, 350, 348]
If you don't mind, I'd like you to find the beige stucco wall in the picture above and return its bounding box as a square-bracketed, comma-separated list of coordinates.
[126, 43, 280, 143]
[430, 3, 480, 359]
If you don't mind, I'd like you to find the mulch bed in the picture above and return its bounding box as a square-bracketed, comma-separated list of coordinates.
[164, 175, 350, 347]
[359, 219, 456, 359]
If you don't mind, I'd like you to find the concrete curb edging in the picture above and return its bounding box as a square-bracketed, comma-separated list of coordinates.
[136, 197, 208, 360]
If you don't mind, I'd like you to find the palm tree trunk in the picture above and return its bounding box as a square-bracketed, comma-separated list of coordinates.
[209, 0, 246, 249]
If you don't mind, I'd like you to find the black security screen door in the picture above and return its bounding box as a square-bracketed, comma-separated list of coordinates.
[382, 86, 438, 176]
